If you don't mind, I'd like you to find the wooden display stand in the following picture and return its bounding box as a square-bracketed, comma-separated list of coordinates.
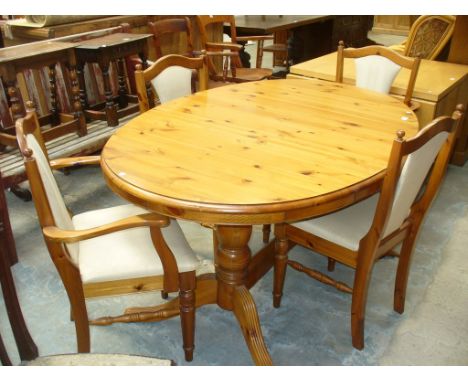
[3, 16, 151, 45]
[75, 33, 151, 127]
[0, 41, 86, 148]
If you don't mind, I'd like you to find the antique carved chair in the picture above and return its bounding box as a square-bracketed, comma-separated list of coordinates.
[15, 103, 203, 362]
[389, 15, 456, 60]
[134, 54, 207, 111]
[196, 15, 273, 83]
[273, 105, 464, 350]
[336, 41, 421, 109]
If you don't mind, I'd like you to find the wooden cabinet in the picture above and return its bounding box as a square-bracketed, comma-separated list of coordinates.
[372, 16, 416, 36]
[332, 16, 373, 48]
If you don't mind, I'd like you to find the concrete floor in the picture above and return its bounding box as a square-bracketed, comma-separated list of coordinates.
[1, 32, 467, 368]
[1, 152, 467, 367]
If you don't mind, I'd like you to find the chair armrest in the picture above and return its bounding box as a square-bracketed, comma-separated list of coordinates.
[205, 42, 243, 52]
[50, 156, 101, 170]
[193, 49, 238, 58]
[43, 213, 170, 243]
[205, 51, 240, 58]
[236, 35, 274, 42]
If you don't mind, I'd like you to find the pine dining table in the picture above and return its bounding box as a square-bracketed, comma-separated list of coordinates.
[100, 78, 419, 365]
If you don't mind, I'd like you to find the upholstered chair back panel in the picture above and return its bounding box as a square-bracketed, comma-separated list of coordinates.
[354, 55, 402, 95]
[150, 66, 193, 104]
[26, 134, 79, 260]
[384, 131, 448, 236]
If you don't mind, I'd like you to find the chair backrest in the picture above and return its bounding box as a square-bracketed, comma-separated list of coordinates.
[134, 54, 208, 112]
[148, 17, 195, 59]
[404, 15, 456, 60]
[336, 41, 421, 106]
[195, 15, 244, 78]
[196, 15, 238, 47]
[369, 105, 464, 243]
[15, 105, 78, 259]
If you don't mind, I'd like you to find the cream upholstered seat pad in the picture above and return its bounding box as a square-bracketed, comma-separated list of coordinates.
[292, 194, 379, 252]
[72, 204, 199, 284]
[354, 55, 401, 95]
[291, 130, 449, 252]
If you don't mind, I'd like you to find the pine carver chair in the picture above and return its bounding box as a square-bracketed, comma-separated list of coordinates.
[336, 41, 421, 110]
[134, 53, 207, 110]
[15, 102, 205, 362]
[389, 15, 456, 60]
[272, 105, 464, 350]
[196, 15, 273, 84]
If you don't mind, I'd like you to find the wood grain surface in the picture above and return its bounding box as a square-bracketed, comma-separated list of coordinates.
[290, 52, 468, 102]
[101, 78, 418, 224]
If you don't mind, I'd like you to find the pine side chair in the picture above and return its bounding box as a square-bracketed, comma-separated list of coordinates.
[134, 53, 207, 110]
[196, 15, 273, 84]
[272, 105, 464, 350]
[15, 102, 204, 362]
[336, 41, 421, 111]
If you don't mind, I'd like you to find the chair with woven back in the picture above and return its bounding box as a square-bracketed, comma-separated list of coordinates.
[272, 105, 464, 350]
[336, 41, 421, 110]
[15, 102, 204, 362]
[389, 15, 456, 60]
[196, 15, 273, 84]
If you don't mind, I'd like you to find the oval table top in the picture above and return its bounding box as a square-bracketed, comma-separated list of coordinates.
[101, 78, 418, 224]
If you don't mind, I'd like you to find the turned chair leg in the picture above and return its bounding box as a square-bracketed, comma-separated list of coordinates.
[262, 224, 271, 243]
[327, 258, 336, 272]
[179, 271, 196, 362]
[273, 224, 288, 308]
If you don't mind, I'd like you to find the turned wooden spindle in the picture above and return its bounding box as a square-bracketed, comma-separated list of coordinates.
[138, 51, 154, 109]
[90, 308, 180, 326]
[6, 82, 24, 122]
[101, 60, 118, 127]
[48, 64, 60, 126]
[75, 62, 89, 112]
[287, 259, 353, 294]
[68, 67, 87, 135]
[116, 58, 129, 109]
[179, 272, 196, 361]
[273, 223, 288, 308]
